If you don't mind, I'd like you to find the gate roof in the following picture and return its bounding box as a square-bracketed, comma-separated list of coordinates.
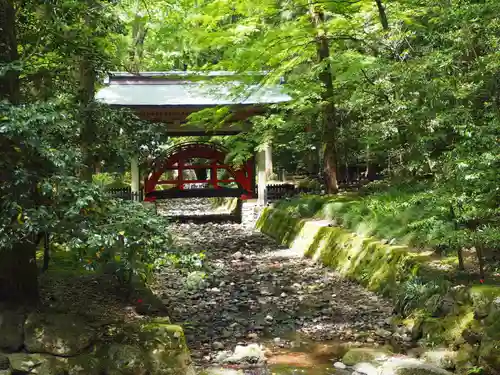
[96, 71, 291, 107]
[95, 71, 291, 136]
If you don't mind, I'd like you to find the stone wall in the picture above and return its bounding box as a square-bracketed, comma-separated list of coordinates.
[256, 207, 500, 375]
[0, 310, 195, 375]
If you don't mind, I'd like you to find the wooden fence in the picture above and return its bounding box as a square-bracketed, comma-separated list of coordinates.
[105, 184, 319, 202]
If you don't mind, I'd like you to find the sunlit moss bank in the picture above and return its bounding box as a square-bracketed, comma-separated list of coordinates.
[256, 206, 500, 374]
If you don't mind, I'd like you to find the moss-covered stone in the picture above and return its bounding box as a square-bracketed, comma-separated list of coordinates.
[104, 344, 148, 375]
[478, 340, 500, 374]
[138, 319, 194, 375]
[0, 310, 25, 352]
[24, 312, 96, 356]
[379, 358, 453, 375]
[341, 347, 392, 366]
[7, 353, 46, 373]
[67, 351, 103, 375]
[421, 349, 458, 370]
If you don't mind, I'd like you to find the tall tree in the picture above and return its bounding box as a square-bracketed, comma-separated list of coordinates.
[309, 2, 339, 192]
[0, 0, 39, 303]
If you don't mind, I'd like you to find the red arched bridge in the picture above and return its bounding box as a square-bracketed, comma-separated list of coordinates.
[144, 142, 255, 201]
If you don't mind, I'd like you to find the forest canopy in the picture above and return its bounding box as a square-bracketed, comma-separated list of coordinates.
[1, 0, 499, 303]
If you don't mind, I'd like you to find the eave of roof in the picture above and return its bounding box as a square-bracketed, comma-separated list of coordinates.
[96, 71, 291, 107]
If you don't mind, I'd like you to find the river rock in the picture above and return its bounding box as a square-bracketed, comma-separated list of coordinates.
[333, 361, 347, 369]
[213, 341, 224, 350]
[0, 310, 25, 351]
[232, 252, 243, 259]
[376, 329, 393, 339]
[342, 348, 392, 366]
[223, 343, 265, 364]
[204, 368, 245, 375]
[24, 313, 96, 356]
[354, 362, 379, 375]
[421, 349, 458, 370]
[379, 357, 453, 375]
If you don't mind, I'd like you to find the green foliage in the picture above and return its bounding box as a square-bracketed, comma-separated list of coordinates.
[274, 186, 500, 265]
[395, 276, 451, 316]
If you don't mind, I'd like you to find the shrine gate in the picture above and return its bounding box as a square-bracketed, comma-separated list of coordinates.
[96, 71, 290, 204]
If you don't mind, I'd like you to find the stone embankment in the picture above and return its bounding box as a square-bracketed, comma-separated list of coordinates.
[154, 199, 472, 375]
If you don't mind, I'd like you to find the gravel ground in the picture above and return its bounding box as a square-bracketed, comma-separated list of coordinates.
[154, 199, 394, 367]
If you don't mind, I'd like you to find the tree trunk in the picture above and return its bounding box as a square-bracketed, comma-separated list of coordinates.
[374, 0, 389, 31]
[128, 0, 148, 72]
[0, 0, 20, 104]
[309, 4, 339, 193]
[0, 242, 39, 305]
[79, 54, 96, 182]
[0, 1, 39, 306]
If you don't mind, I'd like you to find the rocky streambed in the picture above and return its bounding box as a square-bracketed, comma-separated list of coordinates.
[154, 199, 460, 375]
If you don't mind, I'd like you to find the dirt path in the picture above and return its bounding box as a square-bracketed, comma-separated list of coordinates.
[154, 200, 394, 368]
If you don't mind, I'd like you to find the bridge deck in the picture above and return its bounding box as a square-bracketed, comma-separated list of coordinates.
[145, 187, 246, 200]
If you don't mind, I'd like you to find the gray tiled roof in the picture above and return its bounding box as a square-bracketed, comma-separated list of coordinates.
[96, 77, 291, 106]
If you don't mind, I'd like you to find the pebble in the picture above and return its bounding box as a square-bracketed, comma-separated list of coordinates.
[213, 341, 224, 350]
[333, 362, 347, 369]
[155, 199, 395, 366]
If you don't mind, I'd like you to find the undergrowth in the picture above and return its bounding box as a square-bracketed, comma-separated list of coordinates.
[274, 182, 500, 273]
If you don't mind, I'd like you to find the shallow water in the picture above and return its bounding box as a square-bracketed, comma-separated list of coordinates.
[199, 336, 357, 375]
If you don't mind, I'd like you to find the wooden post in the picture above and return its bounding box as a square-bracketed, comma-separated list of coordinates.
[178, 159, 184, 190]
[265, 143, 273, 179]
[131, 155, 140, 201]
[257, 150, 267, 206]
[211, 160, 219, 189]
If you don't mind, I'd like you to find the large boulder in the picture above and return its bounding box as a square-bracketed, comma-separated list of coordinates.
[8, 353, 69, 375]
[0, 310, 25, 351]
[138, 318, 195, 375]
[67, 352, 102, 375]
[0, 354, 9, 370]
[24, 312, 96, 356]
[341, 347, 392, 366]
[7, 353, 46, 373]
[378, 357, 454, 375]
[222, 344, 266, 365]
[104, 344, 148, 375]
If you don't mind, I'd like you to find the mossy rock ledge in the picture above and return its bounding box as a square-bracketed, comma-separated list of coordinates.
[0, 312, 194, 375]
[256, 207, 500, 375]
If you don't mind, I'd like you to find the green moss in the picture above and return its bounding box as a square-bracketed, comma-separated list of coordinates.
[478, 340, 500, 371]
[258, 207, 500, 372]
[341, 347, 392, 366]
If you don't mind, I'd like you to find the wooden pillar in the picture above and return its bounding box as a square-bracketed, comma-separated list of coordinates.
[265, 143, 273, 179]
[130, 154, 140, 201]
[211, 160, 219, 189]
[257, 150, 267, 206]
[178, 159, 184, 190]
